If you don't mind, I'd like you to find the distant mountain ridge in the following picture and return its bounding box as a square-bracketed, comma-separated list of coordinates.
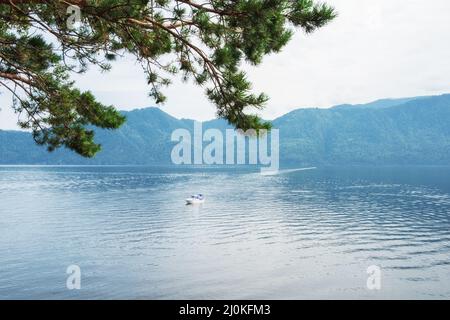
[1, 94, 450, 165]
[331, 97, 421, 110]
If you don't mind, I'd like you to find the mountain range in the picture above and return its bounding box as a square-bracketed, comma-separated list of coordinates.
[1, 94, 450, 165]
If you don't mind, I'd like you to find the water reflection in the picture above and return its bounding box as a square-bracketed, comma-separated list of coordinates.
[0, 166, 449, 299]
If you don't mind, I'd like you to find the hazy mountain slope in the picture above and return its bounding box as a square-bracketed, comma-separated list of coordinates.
[273, 94, 450, 165]
[1, 94, 449, 165]
[0, 107, 190, 165]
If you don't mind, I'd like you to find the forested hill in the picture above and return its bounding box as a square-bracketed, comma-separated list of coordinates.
[274, 94, 450, 165]
[1, 94, 449, 165]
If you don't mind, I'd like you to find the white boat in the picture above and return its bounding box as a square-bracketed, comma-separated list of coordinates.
[186, 194, 205, 205]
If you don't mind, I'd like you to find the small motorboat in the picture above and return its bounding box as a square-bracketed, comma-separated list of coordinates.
[186, 194, 205, 205]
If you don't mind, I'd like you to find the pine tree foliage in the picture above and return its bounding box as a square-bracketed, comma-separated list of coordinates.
[0, 0, 335, 157]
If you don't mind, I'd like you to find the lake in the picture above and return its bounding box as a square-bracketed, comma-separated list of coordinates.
[0, 166, 450, 299]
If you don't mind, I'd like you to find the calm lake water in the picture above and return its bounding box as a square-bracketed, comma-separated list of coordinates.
[0, 166, 450, 299]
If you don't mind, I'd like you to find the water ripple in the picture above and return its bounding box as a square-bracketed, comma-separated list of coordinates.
[1, 166, 450, 299]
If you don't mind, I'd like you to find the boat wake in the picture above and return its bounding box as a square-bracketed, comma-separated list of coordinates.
[261, 167, 317, 176]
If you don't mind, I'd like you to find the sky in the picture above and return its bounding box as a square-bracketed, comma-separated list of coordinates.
[1, 0, 450, 129]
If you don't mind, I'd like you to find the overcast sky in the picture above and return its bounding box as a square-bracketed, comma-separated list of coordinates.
[1, 0, 450, 129]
